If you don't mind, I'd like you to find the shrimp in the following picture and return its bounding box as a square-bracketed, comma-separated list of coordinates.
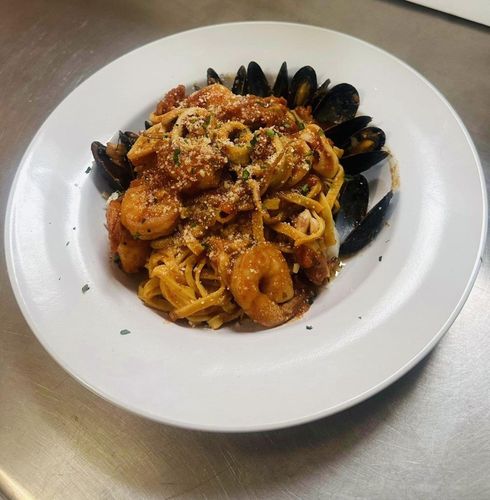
[120, 182, 181, 240]
[230, 243, 303, 327]
[106, 199, 150, 273]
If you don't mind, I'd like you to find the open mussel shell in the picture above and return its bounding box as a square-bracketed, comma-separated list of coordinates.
[324, 116, 372, 146]
[247, 61, 271, 97]
[313, 83, 360, 126]
[231, 65, 247, 95]
[272, 61, 288, 99]
[288, 66, 317, 108]
[335, 175, 369, 243]
[144, 120, 152, 130]
[340, 191, 393, 256]
[343, 127, 386, 155]
[341, 150, 389, 176]
[207, 67, 223, 85]
[91, 141, 133, 192]
[310, 78, 330, 110]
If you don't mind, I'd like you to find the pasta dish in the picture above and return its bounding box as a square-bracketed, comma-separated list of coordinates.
[92, 63, 393, 329]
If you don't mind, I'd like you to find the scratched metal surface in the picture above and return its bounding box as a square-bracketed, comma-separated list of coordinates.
[0, 0, 489, 498]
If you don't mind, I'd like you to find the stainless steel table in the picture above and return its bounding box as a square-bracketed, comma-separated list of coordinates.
[1, 1, 489, 498]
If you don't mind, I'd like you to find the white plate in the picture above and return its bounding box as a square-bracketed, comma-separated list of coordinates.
[5, 23, 486, 432]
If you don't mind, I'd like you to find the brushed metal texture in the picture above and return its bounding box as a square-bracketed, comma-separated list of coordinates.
[1, 0, 489, 498]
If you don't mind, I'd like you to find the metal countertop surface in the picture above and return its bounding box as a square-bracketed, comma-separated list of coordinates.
[0, 1, 489, 498]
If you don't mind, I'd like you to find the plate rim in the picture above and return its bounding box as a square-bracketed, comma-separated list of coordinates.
[4, 21, 488, 432]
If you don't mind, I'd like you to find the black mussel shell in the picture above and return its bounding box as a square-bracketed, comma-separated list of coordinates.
[91, 141, 133, 192]
[119, 131, 138, 150]
[343, 127, 386, 155]
[144, 120, 152, 130]
[310, 78, 330, 110]
[288, 65, 317, 108]
[340, 191, 393, 256]
[341, 150, 389, 176]
[335, 175, 369, 243]
[247, 61, 271, 97]
[207, 67, 223, 85]
[272, 61, 288, 99]
[324, 116, 372, 147]
[232, 65, 247, 95]
[313, 83, 359, 126]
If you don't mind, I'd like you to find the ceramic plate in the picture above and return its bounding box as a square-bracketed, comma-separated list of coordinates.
[5, 23, 487, 431]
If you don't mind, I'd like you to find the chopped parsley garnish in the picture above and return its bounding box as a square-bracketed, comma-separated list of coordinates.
[113, 254, 121, 263]
[300, 184, 309, 195]
[173, 148, 181, 165]
[133, 232, 141, 239]
[250, 135, 258, 147]
[297, 122, 305, 130]
[120, 329, 131, 335]
[242, 169, 250, 180]
[85, 166, 92, 174]
[81, 284, 90, 293]
[266, 129, 275, 138]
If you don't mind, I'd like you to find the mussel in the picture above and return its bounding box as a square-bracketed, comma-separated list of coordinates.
[339, 191, 393, 256]
[313, 83, 360, 126]
[247, 61, 271, 97]
[91, 133, 135, 191]
[272, 61, 288, 99]
[288, 65, 317, 108]
[207, 68, 223, 85]
[232, 65, 247, 95]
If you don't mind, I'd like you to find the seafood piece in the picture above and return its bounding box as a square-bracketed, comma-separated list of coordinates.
[230, 243, 304, 327]
[310, 78, 330, 110]
[298, 124, 340, 179]
[343, 126, 386, 155]
[272, 61, 288, 99]
[106, 199, 150, 273]
[247, 61, 271, 97]
[341, 150, 389, 176]
[294, 245, 333, 286]
[340, 191, 393, 256]
[313, 83, 360, 126]
[119, 131, 138, 150]
[207, 67, 223, 85]
[231, 65, 247, 95]
[324, 116, 372, 146]
[91, 141, 133, 191]
[120, 182, 181, 240]
[288, 65, 317, 108]
[335, 175, 369, 243]
[155, 84, 186, 116]
[215, 121, 253, 165]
